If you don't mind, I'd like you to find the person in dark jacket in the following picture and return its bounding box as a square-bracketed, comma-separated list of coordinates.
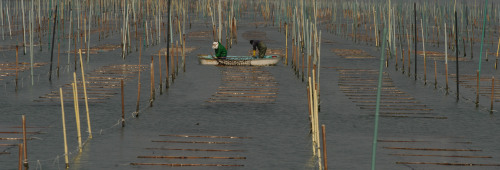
[213, 41, 227, 59]
[250, 40, 267, 58]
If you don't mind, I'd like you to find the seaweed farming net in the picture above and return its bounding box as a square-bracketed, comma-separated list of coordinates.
[216, 58, 251, 66]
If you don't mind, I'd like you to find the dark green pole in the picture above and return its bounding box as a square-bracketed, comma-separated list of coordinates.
[49, 5, 58, 81]
[477, 0, 488, 103]
[370, 27, 388, 170]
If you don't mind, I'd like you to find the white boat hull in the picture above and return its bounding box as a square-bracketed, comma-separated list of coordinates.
[198, 55, 282, 66]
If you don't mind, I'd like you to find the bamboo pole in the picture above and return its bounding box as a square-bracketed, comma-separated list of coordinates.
[477, 0, 489, 102]
[322, 125, 328, 170]
[87, 4, 92, 62]
[59, 88, 69, 168]
[79, 49, 91, 138]
[312, 68, 322, 170]
[308, 76, 315, 156]
[72, 77, 82, 152]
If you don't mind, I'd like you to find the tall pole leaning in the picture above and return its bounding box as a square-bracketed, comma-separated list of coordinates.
[79, 49, 91, 138]
[49, 5, 58, 81]
[371, 27, 388, 170]
[59, 88, 69, 168]
[476, 0, 488, 104]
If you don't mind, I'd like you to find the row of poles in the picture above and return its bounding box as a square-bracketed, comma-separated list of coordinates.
[266, 0, 498, 169]
[273, 0, 327, 169]
[0, 0, 193, 87]
[318, 0, 498, 107]
[7, 0, 276, 168]
[48, 0, 189, 168]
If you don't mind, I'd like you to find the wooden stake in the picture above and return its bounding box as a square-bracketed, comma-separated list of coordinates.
[402, 49, 405, 72]
[15, 45, 18, 91]
[18, 144, 22, 170]
[491, 77, 495, 112]
[445, 63, 449, 92]
[121, 79, 125, 127]
[58, 43, 60, 77]
[59, 88, 69, 168]
[171, 43, 174, 81]
[165, 52, 169, 89]
[150, 56, 154, 107]
[183, 34, 186, 72]
[74, 35, 77, 70]
[22, 115, 27, 168]
[408, 46, 411, 76]
[386, 48, 389, 67]
[159, 51, 162, 94]
[434, 61, 437, 88]
[176, 41, 179, 75]
[395, 47, 398, 70]
[136, 38, 142, 115]
[285, 22, 288, 65]
[477, 70, 480, 105]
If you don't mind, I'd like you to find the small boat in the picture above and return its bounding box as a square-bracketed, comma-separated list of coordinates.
[197, 55, 282, 66]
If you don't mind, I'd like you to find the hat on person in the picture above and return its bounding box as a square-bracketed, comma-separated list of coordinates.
[212, 42, 218, 49]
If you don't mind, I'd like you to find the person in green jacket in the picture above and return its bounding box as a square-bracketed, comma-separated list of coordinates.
[212, 42, 227, 59]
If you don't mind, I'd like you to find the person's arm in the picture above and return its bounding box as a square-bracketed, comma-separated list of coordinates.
[252, 42, 257, 57]
[216, 48, 222, 57]
[222, 47, 227, 57]
[220, 43, 227, 57]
